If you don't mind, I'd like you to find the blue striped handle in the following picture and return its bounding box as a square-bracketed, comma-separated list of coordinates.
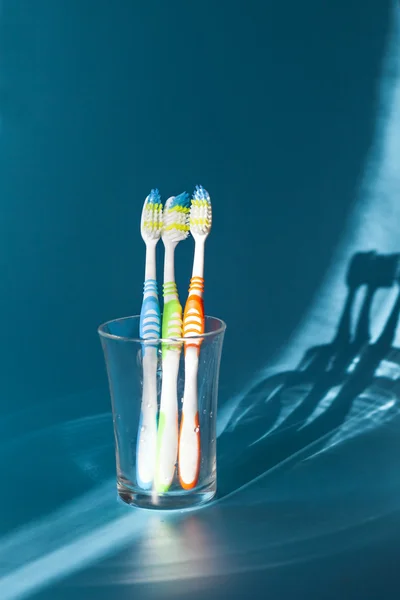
[137, 278, 160, 489]
[140, 279, 161, 353]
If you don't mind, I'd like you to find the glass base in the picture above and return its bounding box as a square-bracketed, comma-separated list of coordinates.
[117, 481, 216, 510]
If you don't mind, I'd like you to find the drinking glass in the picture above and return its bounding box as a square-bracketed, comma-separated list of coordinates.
[98, 315, 226, 510]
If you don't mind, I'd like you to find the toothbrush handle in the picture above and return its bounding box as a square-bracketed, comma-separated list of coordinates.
[136, 347, 158, 488]
[155, 285, 183, 492]
[140, 279, 161, 347]
[162, 283, 183, 355]
[179, 348, 201, 488]
[182, 277, 205, 353]
[156, 349, 180, 492]
[162, 283, 182, 335]
[137, 279, 160, 489]
[179, 277, 205, 489]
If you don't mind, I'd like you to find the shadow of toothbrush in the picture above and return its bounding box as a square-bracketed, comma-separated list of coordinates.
[263, 252, 399, 435]
[217, 251, 400, 498]
[219, 252, 381, 449]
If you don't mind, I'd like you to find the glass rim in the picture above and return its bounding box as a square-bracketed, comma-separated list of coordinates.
[98, 314, 227, 343]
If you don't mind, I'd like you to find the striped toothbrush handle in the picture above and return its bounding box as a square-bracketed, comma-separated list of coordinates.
[136, 279, 160, 489]
[161, 281, 184, 349]
[155, 281, 183, 492]
[178, 276, 205, 489]
[140, 279, 161, 345]
[182, 277, 205, 350]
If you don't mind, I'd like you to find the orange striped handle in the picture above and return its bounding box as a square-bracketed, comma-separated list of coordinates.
[183, 277, 205, 353]
[178, 411, 200, 489]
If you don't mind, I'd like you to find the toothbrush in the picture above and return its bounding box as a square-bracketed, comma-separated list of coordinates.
[178, 185, 212, 489]
[136, 189, 163, 489]
[155, 192, 190, 492]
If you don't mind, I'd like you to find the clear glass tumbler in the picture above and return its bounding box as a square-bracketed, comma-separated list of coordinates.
[98, 315, 226, 510]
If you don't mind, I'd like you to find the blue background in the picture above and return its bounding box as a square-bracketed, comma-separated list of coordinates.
[1, 1, 400, 599]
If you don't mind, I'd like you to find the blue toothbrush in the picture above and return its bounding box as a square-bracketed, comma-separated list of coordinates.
[136, 189, 163, 489]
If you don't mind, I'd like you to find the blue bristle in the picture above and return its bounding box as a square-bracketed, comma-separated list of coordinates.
[194, 185, 210, 201]
[169, 191, 190, 208]
[148, 188, 160, 204]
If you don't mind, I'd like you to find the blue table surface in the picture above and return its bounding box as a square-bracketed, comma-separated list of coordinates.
[2, 333, 400, 600]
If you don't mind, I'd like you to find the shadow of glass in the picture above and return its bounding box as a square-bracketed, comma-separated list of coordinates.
[217, 252, 400, 498]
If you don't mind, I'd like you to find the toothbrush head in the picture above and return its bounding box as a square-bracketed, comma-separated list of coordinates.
[190, 185, 212, 238]
[162, 192, 190, 244]
[141, 188, 163, 242]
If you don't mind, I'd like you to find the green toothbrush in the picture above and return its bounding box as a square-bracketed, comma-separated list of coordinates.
[155, 192, 190, 492]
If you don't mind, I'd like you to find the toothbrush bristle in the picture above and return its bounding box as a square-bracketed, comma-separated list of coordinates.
[141, 189, 163, 240]
[168, 191, 191, 210]
[193, 185, 210, 202]
[162, 193, 190, 241]
[190, 185, 212, 235]
[148, 188, 161, 204]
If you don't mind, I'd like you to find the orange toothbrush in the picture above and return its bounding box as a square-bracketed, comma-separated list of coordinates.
[178, 185, 212, 489]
